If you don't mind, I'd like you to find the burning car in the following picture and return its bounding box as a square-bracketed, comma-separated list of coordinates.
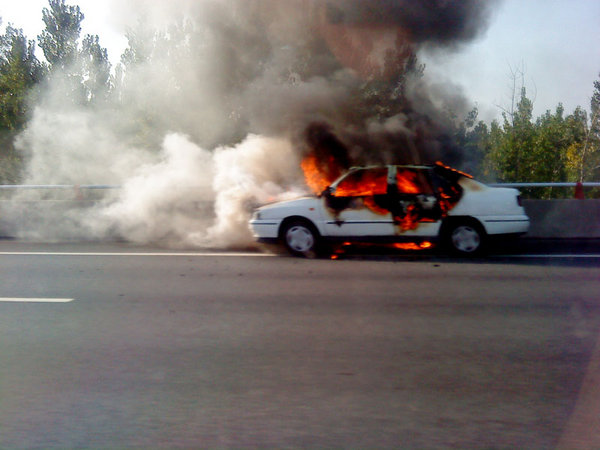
[249, 163, 530, 256]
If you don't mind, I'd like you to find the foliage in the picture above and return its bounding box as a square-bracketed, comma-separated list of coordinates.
[566, 75, 600, 185]
[38, 0, 111, 105]
[0, 23, 46, 183]
[0, 25, 45, 130]
[80, 34, 111, 103]
[482, 86, 599, 198]
[38, 0, 83, 70]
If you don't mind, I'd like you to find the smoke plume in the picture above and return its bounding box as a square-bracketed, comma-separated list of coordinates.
[10, 0, 500, 247]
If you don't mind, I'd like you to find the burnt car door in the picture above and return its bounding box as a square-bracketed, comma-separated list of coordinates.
[387, 167, 442, 230]
[322, 167, 396, 237]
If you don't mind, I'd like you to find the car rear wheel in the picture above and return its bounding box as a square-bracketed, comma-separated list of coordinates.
[282, 220, 319, 257]
[445, 220, 486, 256]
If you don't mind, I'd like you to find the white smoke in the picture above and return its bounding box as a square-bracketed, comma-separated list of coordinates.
[91, 133, 304, 248]
[10, 1, 321, 247]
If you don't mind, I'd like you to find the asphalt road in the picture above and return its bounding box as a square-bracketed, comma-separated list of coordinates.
[1, 240, 600, 448]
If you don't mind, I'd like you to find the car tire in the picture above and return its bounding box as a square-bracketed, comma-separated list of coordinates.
[281, 220, 320, 258]
[444, 220, 486, 256]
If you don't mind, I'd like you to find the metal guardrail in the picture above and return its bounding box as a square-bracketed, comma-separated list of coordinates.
[1, 183, 599, 190]
[0, 185, 121, 201]
[0, 185, 121, 190]
[489, 182, 600, 188]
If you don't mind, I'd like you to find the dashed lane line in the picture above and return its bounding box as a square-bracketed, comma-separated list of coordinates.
[0, 297, 74, 303]
[492, 254, 600, 259]
[0, 251, 598, 258]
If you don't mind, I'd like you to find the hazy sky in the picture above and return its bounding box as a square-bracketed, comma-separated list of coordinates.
[1, 0, 599, 122]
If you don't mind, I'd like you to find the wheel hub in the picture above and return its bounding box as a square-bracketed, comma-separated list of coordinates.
[286, 225, 315, 253]
[451, 225, 480, 253]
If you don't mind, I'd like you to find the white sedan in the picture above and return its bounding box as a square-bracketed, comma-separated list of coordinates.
[249, 164, 530, 256]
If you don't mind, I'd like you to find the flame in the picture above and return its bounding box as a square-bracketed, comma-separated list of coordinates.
[301, 157, 467, 233]
[391, 241, 433, 251]
[393, 204, 419, 231]
[301, 123, 350, 194]
[362, 196, 389, 215]
[396, 170, 421, 194]
[331, 240, 434, 258]
[301, 153, 341, 194]
[435, 161, 473, 179]
[333, 168, 387, 197]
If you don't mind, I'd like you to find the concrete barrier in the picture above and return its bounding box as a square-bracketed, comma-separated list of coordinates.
[523, 199, 600, 238]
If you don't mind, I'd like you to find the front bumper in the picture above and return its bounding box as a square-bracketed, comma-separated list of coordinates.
[249, 219, 281, 239]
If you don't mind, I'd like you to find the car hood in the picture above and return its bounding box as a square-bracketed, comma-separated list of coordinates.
[257, 196, 319, 211]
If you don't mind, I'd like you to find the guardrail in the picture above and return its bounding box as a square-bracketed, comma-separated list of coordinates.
[2, 183, 599, 190]
[0, 185, 121, 200]
[488, 182, 600, 188]
[0, 184, 121, 190]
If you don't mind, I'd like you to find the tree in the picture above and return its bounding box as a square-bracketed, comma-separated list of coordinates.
[0, 24, 45, 130]
[38, 1, 111, 105]
[568, 74, 600, 184]
[486, 87, 535, 182]
[38, 0, 83, 71]
[80, 34, 111, 103]
[0, 23, 46, 183]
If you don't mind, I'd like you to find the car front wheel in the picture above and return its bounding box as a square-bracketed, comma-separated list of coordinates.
[282, 220, 319, 257]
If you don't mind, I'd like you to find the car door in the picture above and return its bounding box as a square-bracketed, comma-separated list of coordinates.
[387, 167, 443, 236]
[322, 167, 396, 237]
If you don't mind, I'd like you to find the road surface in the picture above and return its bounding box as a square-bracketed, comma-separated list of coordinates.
[1, 240, 599, 448]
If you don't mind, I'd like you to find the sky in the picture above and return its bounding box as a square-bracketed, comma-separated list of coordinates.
[1, 0, 599, 123]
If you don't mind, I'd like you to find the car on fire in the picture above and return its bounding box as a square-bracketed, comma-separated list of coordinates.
[249, 163, 530, 257]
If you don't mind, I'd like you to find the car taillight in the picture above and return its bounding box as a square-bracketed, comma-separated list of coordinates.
[517, 195, 523, 207]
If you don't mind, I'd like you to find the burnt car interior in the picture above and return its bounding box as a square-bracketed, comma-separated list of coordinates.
[323, 166, 466, 229]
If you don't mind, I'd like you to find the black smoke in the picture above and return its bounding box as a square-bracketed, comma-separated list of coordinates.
[296, 0, 502, 169]
[323, 0, 500, 45]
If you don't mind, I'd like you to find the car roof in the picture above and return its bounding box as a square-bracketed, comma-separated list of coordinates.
[347, 164, 433, 171]
[347, 163, 472, 178]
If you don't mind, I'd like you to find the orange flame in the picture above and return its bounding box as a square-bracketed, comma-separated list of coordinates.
[396, 171, 421, 194]
[391, 241, 433, 251]
[301, 154, 333, 194]
[394, 204, 419, 231]
[301, 153, 345, 194]
[333, 168, 387, 197]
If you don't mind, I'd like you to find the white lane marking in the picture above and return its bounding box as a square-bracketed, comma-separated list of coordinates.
[494, 254, 600, 259]
[0, 252, 274, 257]
[0, 297, 74, 303]
[0, 251, 598, 259]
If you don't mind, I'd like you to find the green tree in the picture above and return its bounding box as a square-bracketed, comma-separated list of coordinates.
[0, 24, 45, 130]
[38, 0, 83, 71]
[486, 87, 535, 182]
[80, 34, 110, 103]
[0, 23, 46, 183]
[483, 86, 597, 198]
[567, 74, 600, 184]
[38, 0, 111, 105]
